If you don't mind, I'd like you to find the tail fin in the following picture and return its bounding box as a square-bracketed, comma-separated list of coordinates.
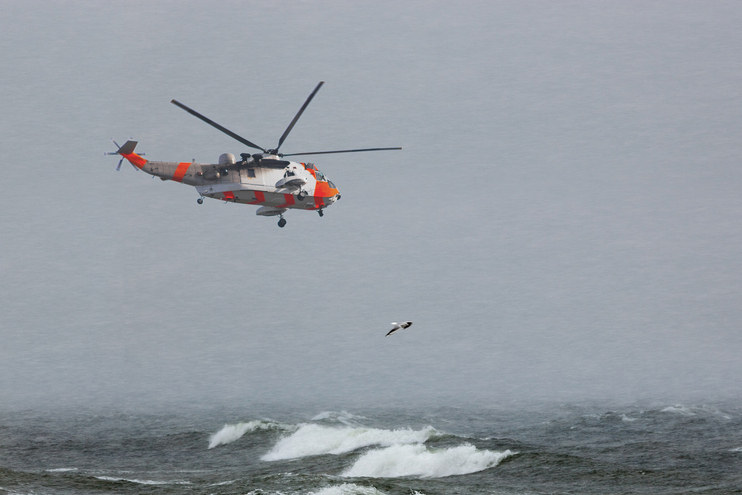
[105, 139, 146, 170]
[118, 140, 138, 155]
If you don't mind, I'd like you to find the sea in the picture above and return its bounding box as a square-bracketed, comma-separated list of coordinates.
[2, 402, 741, 495]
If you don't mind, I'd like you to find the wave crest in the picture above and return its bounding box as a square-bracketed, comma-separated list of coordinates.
[308, 483, 386, 495]
[208, 420, 288, 449]
[261, 424, 437, 461]
[96, 476, 191, 485]
[342, 444, 514, 478]
[661, 404, 732, 419]
[312, 411, 366, 426]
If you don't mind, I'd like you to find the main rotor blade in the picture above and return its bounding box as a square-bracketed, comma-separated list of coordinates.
[170, 99, 266, 152]
[275, 81, 324, 152]
[281, 147, 402, 157]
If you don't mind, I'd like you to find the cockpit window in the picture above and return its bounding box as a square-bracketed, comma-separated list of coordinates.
[316, 171, 326, 181]
[327, 180, 336, 189]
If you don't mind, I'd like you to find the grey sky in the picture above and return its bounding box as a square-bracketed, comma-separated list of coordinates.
[1, 1, 741, 411]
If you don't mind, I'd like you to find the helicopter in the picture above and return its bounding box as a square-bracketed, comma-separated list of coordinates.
[107, 82, 401, 227]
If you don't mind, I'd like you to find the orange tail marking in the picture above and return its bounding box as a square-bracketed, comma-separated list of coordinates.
[123, 153, 146, 169]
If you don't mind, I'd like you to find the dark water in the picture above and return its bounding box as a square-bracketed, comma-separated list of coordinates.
[2, 403, 741, 495]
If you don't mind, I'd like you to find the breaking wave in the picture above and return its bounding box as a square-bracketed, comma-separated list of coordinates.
[661, 404, 732, 419]
[261, 424, 437, 461]
[342, 444, 514, 478]
[209, 411, 515, 479]
[661, 405, 696, 416]
[312, 411, 366, 426]
[208, 420, 289, 449]
[96, 476, 191, 485]
[308, 483, 387, 495]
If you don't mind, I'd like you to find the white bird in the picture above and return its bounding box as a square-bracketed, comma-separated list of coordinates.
[386, 321, 413, 337]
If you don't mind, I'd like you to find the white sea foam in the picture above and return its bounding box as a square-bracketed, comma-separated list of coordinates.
[46, 467, 78, 472]
[209, 420, 288, 449]
[209, 480, 236, 486]
[620, 414, 637, 422]
[730, 447, 742, 453]
[0, 488, 36, 495]
[308, 483, 386, 495]
[261, 424, 437, 461]
[660, 404, 732, 419]
[342, 444, 514, 478]
[661, 405, 696, 416]
[312, 411, 366, 425]
[95, 476, 191, 485]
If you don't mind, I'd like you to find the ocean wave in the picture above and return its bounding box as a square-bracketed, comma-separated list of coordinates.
[209, 420, 290, 449]
[209, 480, 236, 486]
[46, 467, 78, 472]
[95, 476, 191, 485]
[312, 411, 366, 426]
[341, 444, 514, 478]
[661, 404, 732, 419]
[308, 483, 386, 495]
[661, 405, 696, 416]
[262, 424, 437, 461]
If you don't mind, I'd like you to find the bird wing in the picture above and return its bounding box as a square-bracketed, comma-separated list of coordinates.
[386, 323, 402, 336]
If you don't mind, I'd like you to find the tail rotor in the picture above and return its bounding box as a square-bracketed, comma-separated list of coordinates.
[105, 137, 144, 171]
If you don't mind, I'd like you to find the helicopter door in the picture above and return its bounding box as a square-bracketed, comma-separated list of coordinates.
[240, 166, 264, 185]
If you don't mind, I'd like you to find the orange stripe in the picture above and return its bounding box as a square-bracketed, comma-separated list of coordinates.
[278, 194, 296, 208]
[123, 153, 146, 169]
[172, 162, 191, 182]
[222, 191, 235, 201]
[248, 191, 265, 204]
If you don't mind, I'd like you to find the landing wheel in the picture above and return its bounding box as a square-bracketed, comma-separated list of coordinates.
[197, 197, 204, 204]
[318, 208, 324, 217]
[297, 190, 307, 200]
[278, 217, 287, 228]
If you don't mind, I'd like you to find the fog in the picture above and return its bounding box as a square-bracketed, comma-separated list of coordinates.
[1, 1, 741, 412]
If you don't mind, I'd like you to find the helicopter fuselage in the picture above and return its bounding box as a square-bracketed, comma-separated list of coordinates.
[121, 148, 339, 214]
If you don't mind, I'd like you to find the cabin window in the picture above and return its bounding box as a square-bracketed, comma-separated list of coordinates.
[316, 171, 326, 181]
[247, 168, 256, 178]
